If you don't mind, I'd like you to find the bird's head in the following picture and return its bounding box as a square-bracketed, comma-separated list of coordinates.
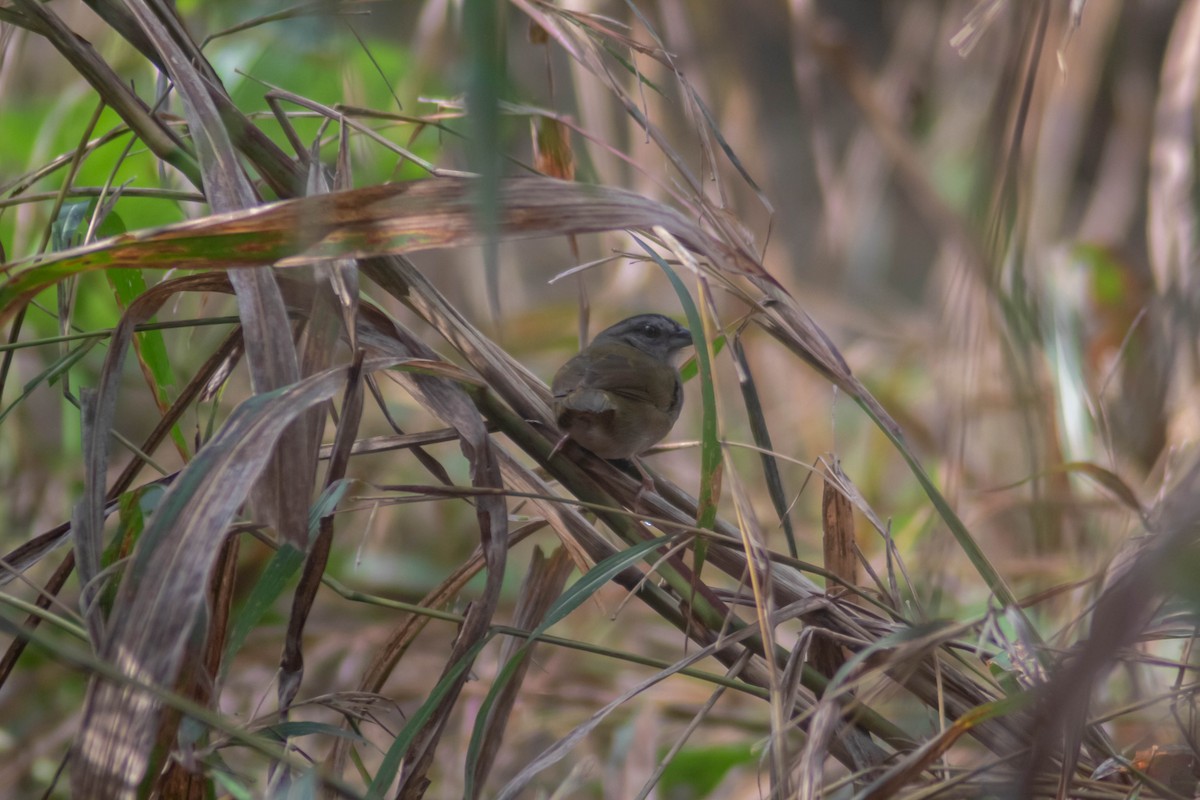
[594, 314, 693, 362]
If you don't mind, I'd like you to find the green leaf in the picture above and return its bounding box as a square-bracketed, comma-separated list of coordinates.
[211, 770, 257, 800]
[659, 742, 756, 798]
[632, 235, 721, 595]
[220, 542, 306, 681]
[220, 480, 356, 679]
[51, 199, 126, 252]
[730, 336, 797, 557]
[367, 636, 492, 800]
[51, 202, 93, 252]
[106, 266, 188, 455]
[260, 722, 366, 743]
[98, 483, 167, 618]
[0, 337, 100, 425]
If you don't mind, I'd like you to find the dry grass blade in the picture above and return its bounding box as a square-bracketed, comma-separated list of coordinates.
[859, 689, 1034, 800]
[1147, 0, 1200, 294]
[278, 352, 366, 726]
[322, 518, 547, 783]
[0, 324, 240, 698]
[155, 525, 239, 797]
[493, 611, 767, 800]
[70, 358, 402, 796]
[645, 478, 1020, 758]
[71, 275, 233, 646]
[633, 651, 755, 800]
[730, 332, 797, 558]
[1, 177, 773, 306]
[121, 0, 248, 208]
[468, 546, 574, 798]
[724, 456, 789, 791]
[369, 321, 507, 799]
[821, 457, 859, 597]
[1019, 456, 1200, 796]
[125, 0, 314, 552]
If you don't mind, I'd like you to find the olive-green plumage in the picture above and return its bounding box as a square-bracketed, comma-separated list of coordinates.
[551, 314, 692, 459]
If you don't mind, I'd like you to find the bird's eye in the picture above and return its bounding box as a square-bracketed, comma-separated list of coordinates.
[643, 324, 659, 338]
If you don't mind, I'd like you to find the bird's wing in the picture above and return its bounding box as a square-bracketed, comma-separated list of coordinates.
[576, 349, 677, 410]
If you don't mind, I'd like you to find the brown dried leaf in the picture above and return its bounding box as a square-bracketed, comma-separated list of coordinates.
[821, 457, 859, 594]
[70, 359, 403, 797]
[533, 117, 575, 181]
[470, 547, 574, 797]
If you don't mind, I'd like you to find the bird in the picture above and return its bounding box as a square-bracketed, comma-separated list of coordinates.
[550, 313, 693, 464]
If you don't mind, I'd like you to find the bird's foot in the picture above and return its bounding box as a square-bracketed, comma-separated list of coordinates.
[630, 457, 657, 507]
[548, 432, 570, 460]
